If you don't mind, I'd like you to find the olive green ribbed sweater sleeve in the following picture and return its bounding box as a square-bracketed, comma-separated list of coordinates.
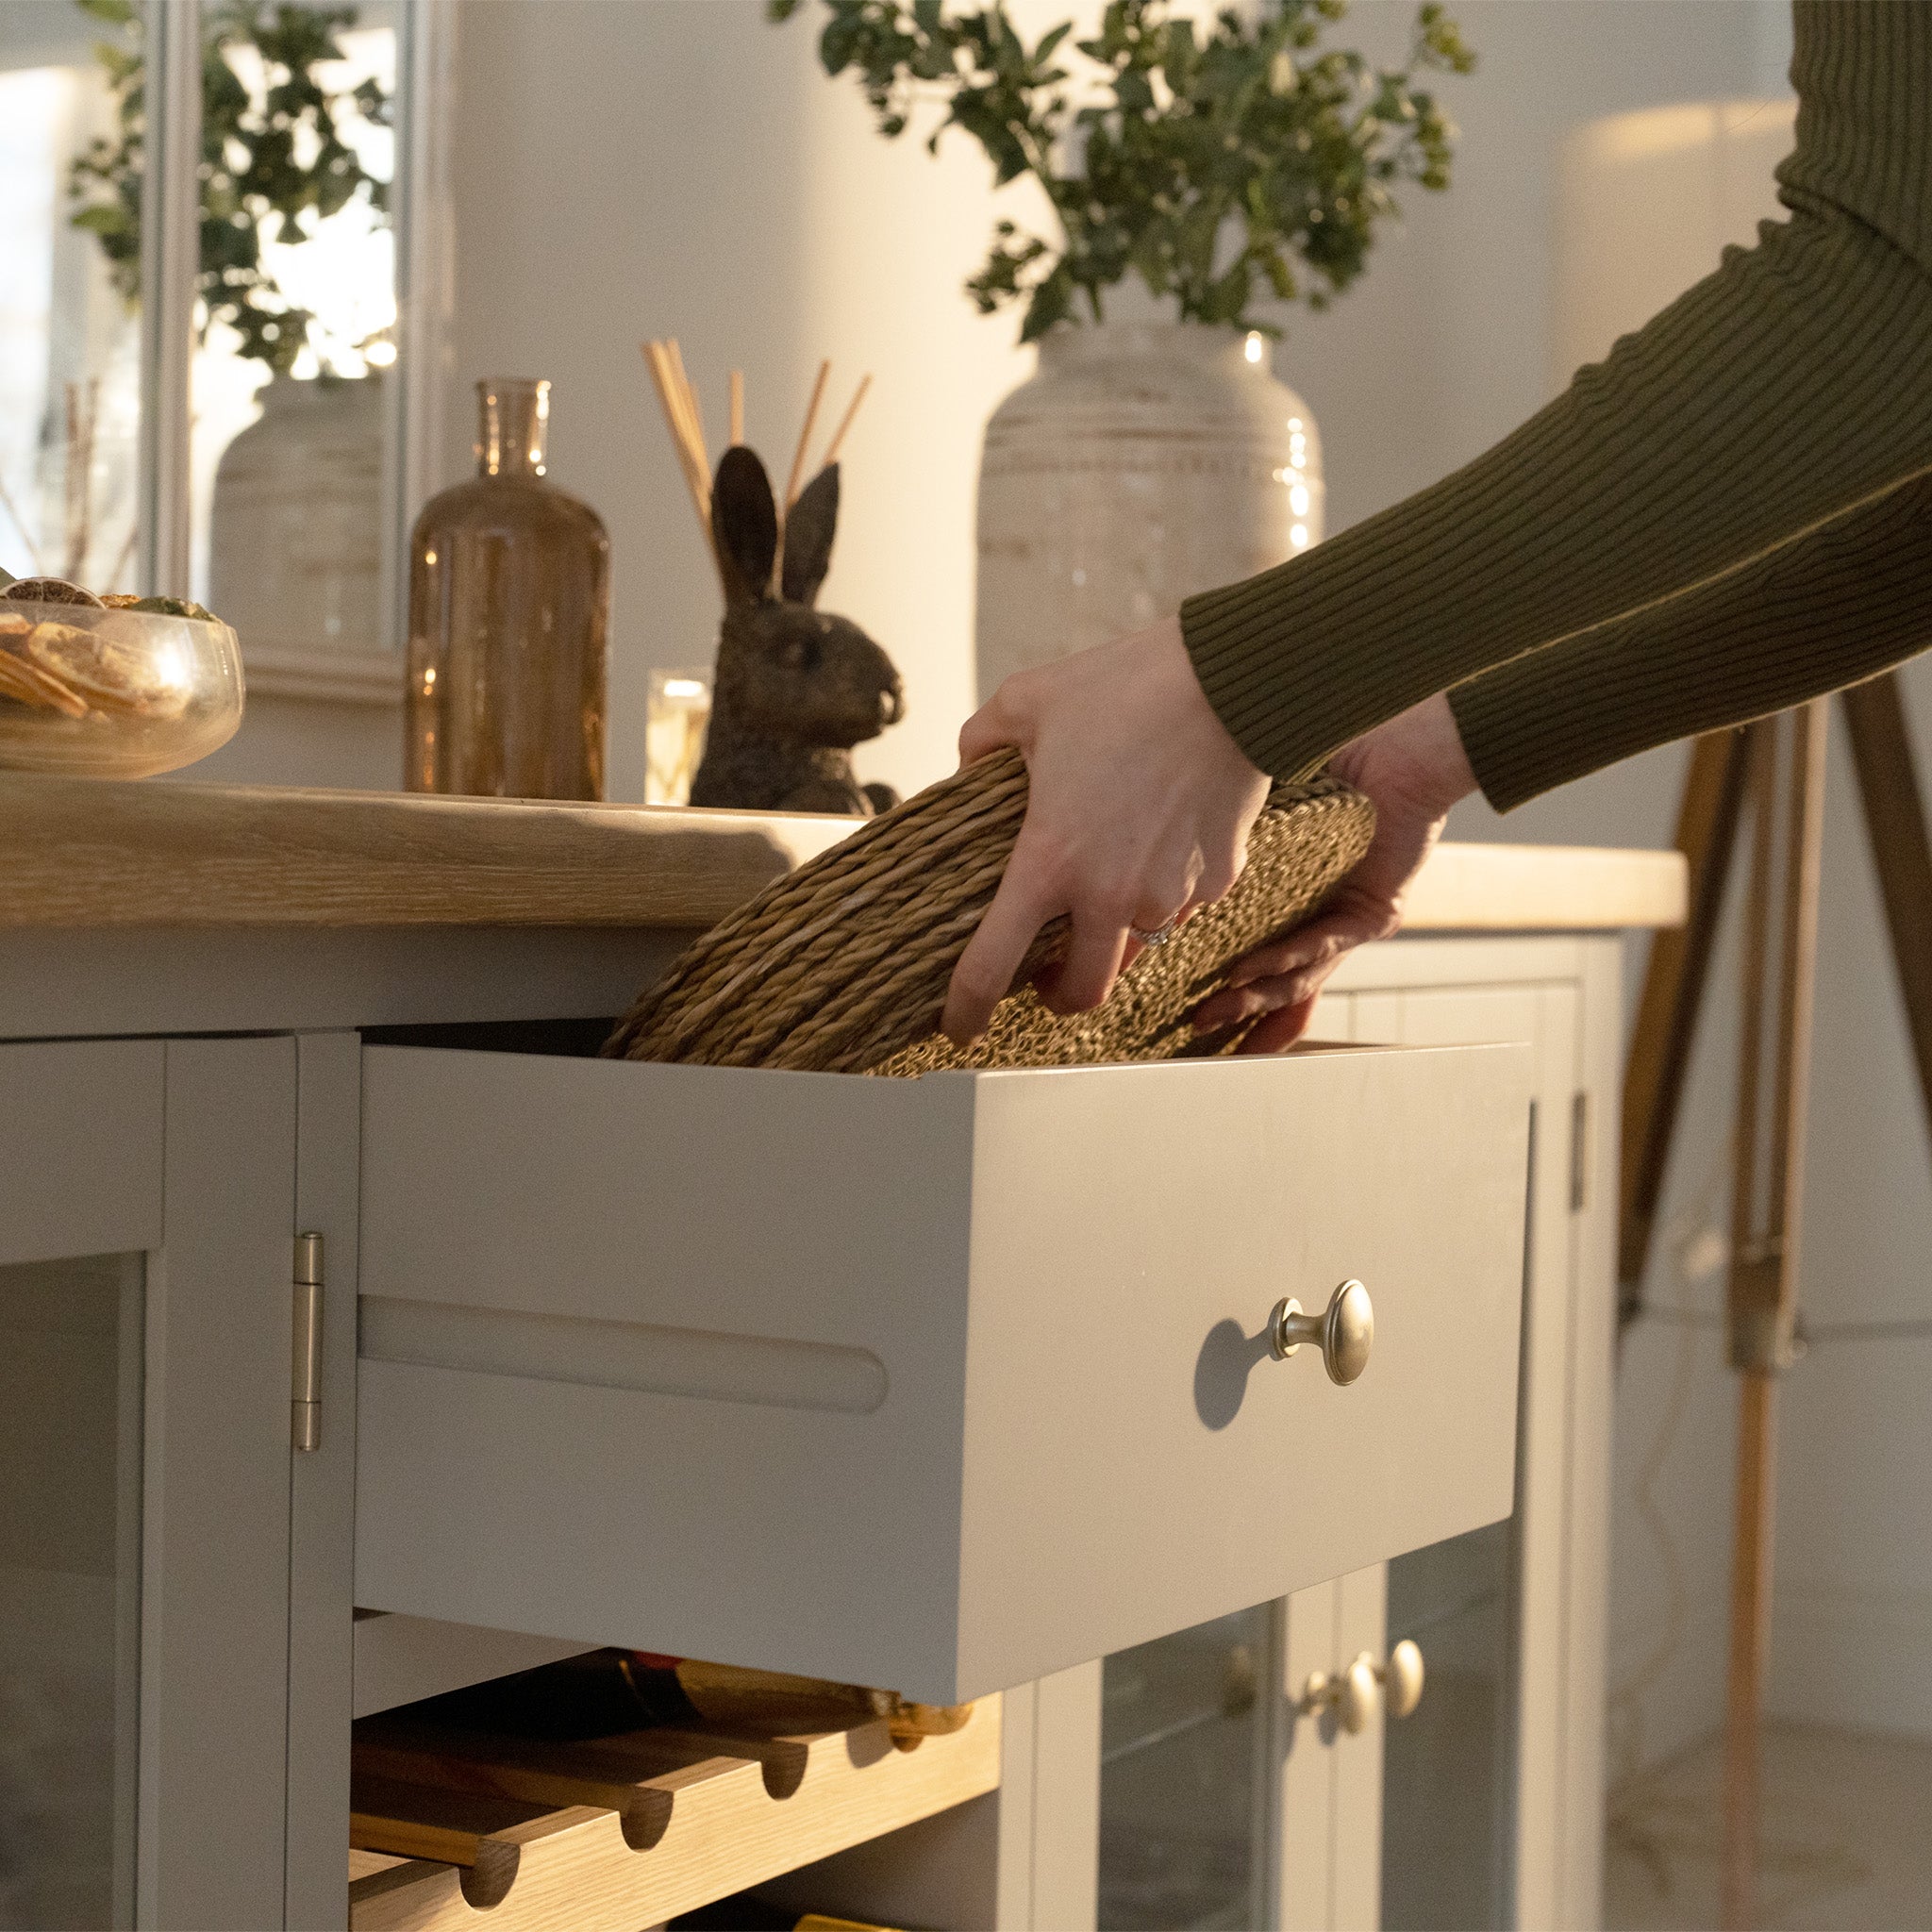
[1452, 464, 1932, 796]
[1179, 0, 1932, 809]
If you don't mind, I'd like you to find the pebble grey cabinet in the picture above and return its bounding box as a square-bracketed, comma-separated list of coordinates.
[0, 922, 1621, 1932]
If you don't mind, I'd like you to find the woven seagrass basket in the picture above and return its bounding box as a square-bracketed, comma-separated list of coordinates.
[604, 746, 1374, 1075]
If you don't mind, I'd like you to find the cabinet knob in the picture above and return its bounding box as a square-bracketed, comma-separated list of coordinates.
[1299, 1641, 1425, 1735]
[1270, 1279, 1373, 1384]
[1301, 1654, 1381, 1735]
[1380, 1639, 1426, 1719]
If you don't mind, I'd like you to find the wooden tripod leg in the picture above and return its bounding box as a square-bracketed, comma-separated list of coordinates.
[1840, 672, 1932, 1141]
[1720, 702, 1827, 1932]
[1618, 729, 1752, 1324]
[1724, 1368, 1778, 1932]
[1719, 717, 1779, 1932]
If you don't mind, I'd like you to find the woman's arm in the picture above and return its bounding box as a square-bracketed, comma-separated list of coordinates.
[1451, 461, 1932, 807]
[1190, 463, 1932, 1048]
[943, 0, 1932, 1045]
[1183, 0, 1932, 789]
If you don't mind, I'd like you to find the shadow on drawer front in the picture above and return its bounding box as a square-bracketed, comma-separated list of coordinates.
[354, 1024, 1532, 1705]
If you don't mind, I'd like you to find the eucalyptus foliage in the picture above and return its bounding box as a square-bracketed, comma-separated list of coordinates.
[69, 0, 391, 374]
[770, 0, 1474, 341]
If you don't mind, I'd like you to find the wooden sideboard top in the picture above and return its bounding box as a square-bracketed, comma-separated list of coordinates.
[0, 771, 1685, 932]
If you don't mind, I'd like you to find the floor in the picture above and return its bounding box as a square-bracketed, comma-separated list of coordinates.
[1605, 1720, 1932, 1932]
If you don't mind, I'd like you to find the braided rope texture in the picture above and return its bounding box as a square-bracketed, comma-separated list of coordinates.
[603, 746, 1375, 1076]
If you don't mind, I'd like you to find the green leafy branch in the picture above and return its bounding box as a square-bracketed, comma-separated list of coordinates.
[769, 0, 1474, 341]
[68, 0, 391, 374]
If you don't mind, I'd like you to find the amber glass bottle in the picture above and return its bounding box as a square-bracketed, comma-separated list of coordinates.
[406, 378, 609, 798]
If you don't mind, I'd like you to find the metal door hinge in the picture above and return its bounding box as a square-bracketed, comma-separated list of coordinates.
[292, 1231, 324, 1453]
[1569, 1092, 1590, 1213]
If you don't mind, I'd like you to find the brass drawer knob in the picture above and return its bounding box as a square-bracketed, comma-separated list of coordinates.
[1270, 1278, 1373, 1384]
[1301, 1641, 1426, 1735]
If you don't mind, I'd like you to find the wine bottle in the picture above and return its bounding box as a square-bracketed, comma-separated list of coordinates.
[662, 1656, 973, 1747]
[409, 1648, 970, 1750]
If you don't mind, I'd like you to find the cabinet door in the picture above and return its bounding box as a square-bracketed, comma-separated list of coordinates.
[0, 1042, 161, 1932]
[1365, 983, 1583, 1932]
[1095, 958, 1603, 1932]
[1092, 991, 1358, 1932]
[0, 1038, 300, 1930]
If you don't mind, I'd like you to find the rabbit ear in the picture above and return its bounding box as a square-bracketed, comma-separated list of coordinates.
[781, 463, 840, 608]
[711, 445, 778, 605]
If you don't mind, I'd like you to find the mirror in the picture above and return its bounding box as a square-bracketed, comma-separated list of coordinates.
[0, 0, 149, 596]
[187, 0, 403, 702]
[1, 0, 441, 759]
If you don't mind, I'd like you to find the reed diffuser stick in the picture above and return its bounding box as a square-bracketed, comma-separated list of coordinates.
[655, 343, 711, 507]
[641, 341, 723, 586]
[641, 344, 705, 510]
[729, 370, 744, 447]
[658, 343, 708, 485]
[784, 359, 831, 508]
[820, 374, 873, 471]
[667, 340, 707, 464]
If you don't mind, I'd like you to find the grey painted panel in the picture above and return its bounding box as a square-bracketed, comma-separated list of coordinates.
[286, 1035, 361, 1932]
[351, 1614, 595, 1720]
[1030, 1660, 1102, 1931]
[356, 1049, 976, 1695]
[0, 926, 681, 1040]
[354, 1357, 969, 1696]
[0, 1040, 163, 1266]
[142, 1038, 295, 1930]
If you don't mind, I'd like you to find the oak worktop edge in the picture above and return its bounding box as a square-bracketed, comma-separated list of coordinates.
[0, 773, 1685, 932]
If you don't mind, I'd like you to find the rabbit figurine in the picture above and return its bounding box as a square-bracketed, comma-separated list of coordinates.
[691, 444, 904, 816]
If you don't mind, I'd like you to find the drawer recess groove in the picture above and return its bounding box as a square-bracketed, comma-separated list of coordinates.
[358, 1297, 889, 1414]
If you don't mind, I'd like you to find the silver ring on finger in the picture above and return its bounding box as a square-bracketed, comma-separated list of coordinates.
[1128, 913, 1180, 947]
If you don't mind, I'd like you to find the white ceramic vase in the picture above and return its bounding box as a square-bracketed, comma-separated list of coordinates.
[974, 321, 1323, 703]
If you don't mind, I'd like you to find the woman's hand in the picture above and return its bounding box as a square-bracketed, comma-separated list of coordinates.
[1190, 691, 1478, 1052]
[941, 616, 1273, 1044]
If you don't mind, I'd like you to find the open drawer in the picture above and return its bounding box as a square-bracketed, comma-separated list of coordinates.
[355, 1032, 1531, 1704]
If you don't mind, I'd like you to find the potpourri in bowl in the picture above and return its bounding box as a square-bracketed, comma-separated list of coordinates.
[0, 579, 244, 777]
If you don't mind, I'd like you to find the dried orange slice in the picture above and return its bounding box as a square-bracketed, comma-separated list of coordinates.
[0, 646, 88, 717]
[27, 621, 155, 715]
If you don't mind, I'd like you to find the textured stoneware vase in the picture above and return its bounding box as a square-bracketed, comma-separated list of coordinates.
[974, 321, 1323, 702]
[208, 372, 383, 666]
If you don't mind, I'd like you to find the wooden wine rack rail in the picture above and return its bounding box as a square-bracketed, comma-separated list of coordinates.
[346, 1697, 1001, 1930]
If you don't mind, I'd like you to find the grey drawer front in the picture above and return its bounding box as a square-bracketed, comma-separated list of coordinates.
[355, 1041, 1529, 1703]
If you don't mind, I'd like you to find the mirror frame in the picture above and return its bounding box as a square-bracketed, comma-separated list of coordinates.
[138, 0, 452, 706]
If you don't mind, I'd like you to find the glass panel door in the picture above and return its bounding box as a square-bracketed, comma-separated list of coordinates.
[0, 1253, 144, 1932]
[1380, 1521, 1514, 1931]
[1099, 1603, 1277, 1931]
[0, 0, 147, 595]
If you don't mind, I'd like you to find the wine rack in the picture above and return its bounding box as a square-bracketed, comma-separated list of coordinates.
[347, 1692, 999, 1930]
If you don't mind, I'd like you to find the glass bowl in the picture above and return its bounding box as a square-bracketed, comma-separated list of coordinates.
[0, 596, 245, 777]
